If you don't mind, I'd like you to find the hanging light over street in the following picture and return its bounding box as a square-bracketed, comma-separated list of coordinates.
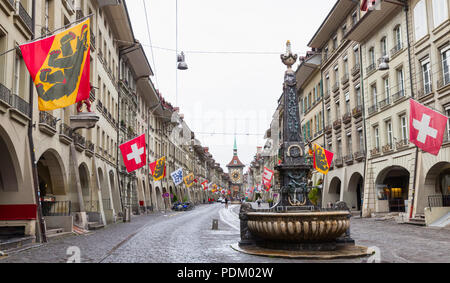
[177, 51, 188, 70]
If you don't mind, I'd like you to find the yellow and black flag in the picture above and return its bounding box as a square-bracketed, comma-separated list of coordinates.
[312, 144, 334, 175]
[19, 19, 91, 111]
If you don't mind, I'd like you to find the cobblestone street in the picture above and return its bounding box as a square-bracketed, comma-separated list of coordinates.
[1, 203, 449, 263]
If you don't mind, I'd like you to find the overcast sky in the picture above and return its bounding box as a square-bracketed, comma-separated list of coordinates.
[126, 0, 336, 173]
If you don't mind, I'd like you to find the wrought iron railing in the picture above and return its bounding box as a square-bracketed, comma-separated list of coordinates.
[0, 83, 11, 105]
[73, 132, 86, 148]
[366, 63, 376, 74]
[10, 93, 30, 115]
[84, 200, 99, 212]
[368, 104, 378, 115]
[39, 111, 57, 129]
[351, 64, 360, 76]
[59, 123, 73, 138]
[390, 42, 402, 57]
[392, 89, 405, 101]
[41, 201, 71, 216]
[332, 82, 340, 93]
[378, 96, 391, 109]
[341, 74, 349, 85]
[437, 72, 450, 89]
[102, 199, 112, 210]
[428, 195, 450, 208]
[396, 139, 409, 150]
[344, 153, 353, 164]
[16, 1, 32, 31]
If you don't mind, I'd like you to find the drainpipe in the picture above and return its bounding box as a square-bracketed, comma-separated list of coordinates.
[27, 0, 47, 243]
[360, 43, 369, 218]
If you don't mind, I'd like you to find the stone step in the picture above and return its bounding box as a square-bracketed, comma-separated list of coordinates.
[0, 236, 35, 252]
[87, 222, 105, 230]
[405, 218, 426, 226]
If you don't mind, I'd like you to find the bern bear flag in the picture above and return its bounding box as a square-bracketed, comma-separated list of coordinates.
[19, 19, 90, 111]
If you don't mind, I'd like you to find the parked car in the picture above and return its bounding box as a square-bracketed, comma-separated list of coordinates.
[217, 197, 224, 203]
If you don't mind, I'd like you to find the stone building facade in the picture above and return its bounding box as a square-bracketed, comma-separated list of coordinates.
[0, 0, 224, 246]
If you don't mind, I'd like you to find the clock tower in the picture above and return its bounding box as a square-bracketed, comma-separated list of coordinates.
[227, 137, 245, 199]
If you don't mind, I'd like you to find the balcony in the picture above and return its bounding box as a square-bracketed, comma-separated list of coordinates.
[331, 82, 340, 94]
[390, 42, 402, 58]
[354, 151, 366, 162]
[324, 90, 330, 100]
[59, 123, 73, 145]
[417, 83, 433, 99]
[39, 111, 58, 136]
[85, 141, 94, 157]
[73, 132, 86, 152]
[341, 74, 349, 86]
[89, 89, 96, 102]
[437, 73, 450, 90]
[378, 96, 391, 109]
[342, 112, 352, 124]
[351, 64, 360, 77]
[366, 63, 376, 74]
[392, 89, 406, 102]
[370, 147, 380, 157]
[14, 1, 33, 34]
[9, 93, 30, 126]
[325, 124, 333, 135]
[335, 156, 344, 168]
[333, 119, 342, 130]
[396, 139, 409, 150]
[0, 83, 12, 113]
[344, 153, 353, 165]
[352, 105, 362, 118]
[90, 29, 96, 50]
[382, 143, 394, 154]
[368, 105, 378, 116]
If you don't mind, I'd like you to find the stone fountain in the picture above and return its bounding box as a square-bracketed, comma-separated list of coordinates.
[233, 42, 370, 259]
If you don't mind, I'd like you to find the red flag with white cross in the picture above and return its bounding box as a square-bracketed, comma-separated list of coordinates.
[409, 99, 448, 156]
[119, 134, 146, 173]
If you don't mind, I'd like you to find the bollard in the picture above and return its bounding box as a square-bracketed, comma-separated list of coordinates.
[212, 219, 219, 230]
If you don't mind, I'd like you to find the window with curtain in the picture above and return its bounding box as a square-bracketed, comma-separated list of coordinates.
[432, 0, 448, 27]
[414, 0, 428, 40]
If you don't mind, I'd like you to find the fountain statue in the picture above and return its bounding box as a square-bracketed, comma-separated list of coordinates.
[234, 42, 370, 258]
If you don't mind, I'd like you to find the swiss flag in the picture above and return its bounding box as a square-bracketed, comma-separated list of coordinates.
[119, 134, 146, 173]
[410, 99, 448, 156]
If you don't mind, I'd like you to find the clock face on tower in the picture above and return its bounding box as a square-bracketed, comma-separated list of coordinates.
[231, 169, 241, 183]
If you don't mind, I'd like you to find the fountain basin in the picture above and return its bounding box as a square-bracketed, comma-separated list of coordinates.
[247, 211, 350, 244]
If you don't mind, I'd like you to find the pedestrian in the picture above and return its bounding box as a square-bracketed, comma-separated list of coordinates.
[225, 197, 229, 209]
[257, 197, 262, 207]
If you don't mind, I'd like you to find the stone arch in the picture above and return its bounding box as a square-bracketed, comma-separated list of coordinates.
[375, 165, 410, 212]
[78, 163, 90, 204]
[0, 125, 22, 193]
[327, 177, 341, 205]
[347, 172, 364, 211]
[37, 149, 67, 197]
[418, 162, 450, 212]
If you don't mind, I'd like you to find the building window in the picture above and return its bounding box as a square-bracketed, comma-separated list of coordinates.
[344, 56, 349, 76]
[432, 0, 448, 28]
[358, 130, 364, 151]
[335, 101, 340, 120]
[441, 47, 450, 86]
[393, 25, 402, 52]
[446, 108, 450, 141]
[421, 58, 432, 94]
[13, 53, 21, 95]
[345, 92, 350, 113]
[384, 77, 390, 103]
[397, 68, 405, 94]
[347, 134, 352, 155]
[374, 126, 380, 149]
[414, 0, 428, 41]
[372, 84, 377, 107]
[355, 85, 362, 106]
[386, 121, 393, 146]
[369, 47, 375, 65]
[333, 35, 338, 50]
[352, 11, 358, 26]
[400, 115, 408, 141]
[354, 45, 360, 66]
[334, 66, 339, 84]
[381, 37, 388, 57]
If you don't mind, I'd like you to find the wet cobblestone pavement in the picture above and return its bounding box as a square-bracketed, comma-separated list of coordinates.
[1, 203, 449, 263]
